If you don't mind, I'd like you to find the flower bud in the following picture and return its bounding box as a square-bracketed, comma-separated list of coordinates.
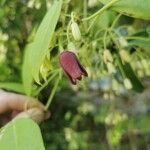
[71, 22, 81, 41]
[118, 37, 128, 47]
[103, 49, 113, 63]
[106, 62, 116, 74]
[112, 79, 119, 91]
[59, 51, 88, 84]
[88, 0, 98, 8]
[119, 49, 131, 63]
[141, 59, 148, 69]
[40, 57, 52, 81]
[123, 78, 132, 89]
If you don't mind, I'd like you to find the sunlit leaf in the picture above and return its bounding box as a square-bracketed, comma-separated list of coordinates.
[29, 0, 62, 83]
[99, 0, 150, 20]
[0, 118, 45, 150]
[22, 43, 34, 96]
[128, 38, 150, 49]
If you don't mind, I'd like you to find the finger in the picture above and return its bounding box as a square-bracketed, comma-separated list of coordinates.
[14, 108, 50, 124]
[0, 90, 45, 114]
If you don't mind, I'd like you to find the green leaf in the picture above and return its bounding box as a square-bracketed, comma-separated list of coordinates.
[0, 82, 24, 94]
[29, 0, 62, 83]
[22, 43, 34, 96]
[128, 116, 150, 133]
[116, 54, 144, 93]
[94, 10, 116, 29]
[99, 0, 150, 20]
[0, 118, 45, 150]
[128, 38, 150, 49]
[123, 63, 144, 93]
[0, 0, 7, 6]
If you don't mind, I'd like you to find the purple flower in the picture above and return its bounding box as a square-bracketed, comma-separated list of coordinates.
[59, 51, 88, 84]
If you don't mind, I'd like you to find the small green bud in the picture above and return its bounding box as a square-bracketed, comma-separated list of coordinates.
[112, 79, 119, 91]
[118, 37, 128, 47]
[40, 57, 52, 81]
[119, 49, 131, 63]
[103, 49, 113, 63]
[106, 62, 116, 74]
[71, 22, 81, 41]
[123, 78, 132, 89]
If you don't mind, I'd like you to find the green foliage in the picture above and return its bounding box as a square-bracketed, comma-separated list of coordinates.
[0, 118, 45, 150]
[0, 0, 7, 6]
[123, 63, 144, 92]
[116, 55, 144, 92]
[22, 43, 34, 95]
[28, 0, 62, 83]
[100, 0, 150, 19]
[0, 0, 150, 149]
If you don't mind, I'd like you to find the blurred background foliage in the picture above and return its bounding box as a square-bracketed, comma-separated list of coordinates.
[0, 0, 150, 149]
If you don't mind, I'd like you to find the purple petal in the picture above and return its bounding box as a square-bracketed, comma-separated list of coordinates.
[59, 51, 88, 84]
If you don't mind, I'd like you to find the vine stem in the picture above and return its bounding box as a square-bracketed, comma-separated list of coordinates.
[103, 29, 108, 49]
[116, 56, 126, 78]
[45, 71, 61, 110]
[67, 21, 71, 43]
[33, 70, 59, 96]
[83, 0, 88, 29]
[71, 12, 75, 22]
[108, 30, 127, 78]
[110, 13, 122, 30]
[82, 0, 119, 21]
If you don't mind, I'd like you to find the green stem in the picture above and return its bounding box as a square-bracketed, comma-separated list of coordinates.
[82, 0, 119, 21]
[71, 12, 75, 22]
[45, 0, 48, 10]
[83, 0, 88, 28]
[58, 38, 64, 52]
[125, 36, 150, 41]
[110, 13, 122, 30]
[67, 21, 71, 43]
[33, 70, 59, 96]
[103, 29, 108, 49]
[108, 30, 120, 49]
[45, 71, 61, 110]
[87, 16, 98, 33]
[108, 30, 126, 78]
[116, 57, 126, 78]
[95, 28, 107, 38]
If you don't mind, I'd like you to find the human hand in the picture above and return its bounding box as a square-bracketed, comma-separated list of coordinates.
[0, 90, 50, 127]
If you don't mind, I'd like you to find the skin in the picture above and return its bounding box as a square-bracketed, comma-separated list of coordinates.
[0, 90, 50, 126]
